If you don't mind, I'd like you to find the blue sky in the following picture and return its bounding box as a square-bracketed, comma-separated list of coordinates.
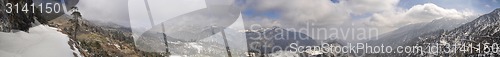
[242, 0, 500, 20]
[76, 0, 500, 30]
[242, 7, 281, 19]
[73, 0, 498, 43]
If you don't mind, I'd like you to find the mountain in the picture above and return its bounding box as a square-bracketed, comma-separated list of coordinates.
[364, 16, 475, 56]
[366, 8, 500, 56]
[46, 10, 166, 56]
[244, 26, 356, 57]
[367, 17, 474, 47]
[0, 0, 156, 56]
[0, 0, 47, 32]
[0, 0, 79, 32]
[411, 8, 500, 56]
[364, 16, 474, 57]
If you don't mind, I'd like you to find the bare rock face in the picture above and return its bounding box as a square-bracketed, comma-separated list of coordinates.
[46, 8, 166, 56]
[0, 0, 40, 32]
[0, 0, 79, 32]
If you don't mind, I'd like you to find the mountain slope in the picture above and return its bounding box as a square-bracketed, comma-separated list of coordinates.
[367, 17, 474, 47]
[412, 8, 500, 56]
[365, 8, 500, 57]
[48, 14, 166, 56]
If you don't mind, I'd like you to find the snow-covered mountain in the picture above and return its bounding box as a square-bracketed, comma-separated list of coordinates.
[245, 26, 318, 54]
[366, 8, 500, 56]
[367, 16, 475, 47]
[364, 15, 475, 56]
[135, 27, 249, 57]
[244, 26, 356, 57]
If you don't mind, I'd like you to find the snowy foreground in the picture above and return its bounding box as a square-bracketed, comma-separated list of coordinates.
[0, 25, 75, 57]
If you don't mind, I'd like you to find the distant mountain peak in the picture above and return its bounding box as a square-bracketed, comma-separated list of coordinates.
[494, 8, 500, 12]
[490, 8, 500, 15]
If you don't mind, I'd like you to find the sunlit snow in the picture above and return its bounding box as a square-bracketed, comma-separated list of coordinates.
[0, 25, 74, 57]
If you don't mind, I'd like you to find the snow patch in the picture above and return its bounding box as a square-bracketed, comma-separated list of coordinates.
[268, 51, 300, 57]
[188, 42, 203, 53]
[71, 42, 83, 57]
[0, 25, 74, 57]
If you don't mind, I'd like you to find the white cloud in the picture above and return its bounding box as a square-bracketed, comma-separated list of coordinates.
[243, 0, 403, 29]
[77, 0, 130, 26]
[279, 0, 349, 27]
[243, 17, 281, 28]
[339, 0, 399, 14]
[243, 0, 478, 41]
[244, 0, 350, 28]
[406, 3, 474, 20]
[128, 0, 207, 40]
[486, 5, 491, 8]
[364, 3, 475, 32]
[241, 0, 402, 41]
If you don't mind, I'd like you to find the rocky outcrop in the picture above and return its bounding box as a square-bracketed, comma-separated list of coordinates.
[46, 7, 167, 57]
[0, 0, 46, 32]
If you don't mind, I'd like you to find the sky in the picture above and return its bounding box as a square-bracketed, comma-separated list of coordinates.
[74, 0, 500, 41]
[238, 0, 500, 42]
[242, 0, 500, 19]
[242, 0, 499, 28]
[76, 0, 130, 27]
[243, 0, 500, 22]
[74, 0, 500, 27]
